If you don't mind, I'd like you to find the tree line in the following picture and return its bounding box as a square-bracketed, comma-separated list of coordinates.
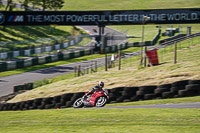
[0, 0, 65, 11]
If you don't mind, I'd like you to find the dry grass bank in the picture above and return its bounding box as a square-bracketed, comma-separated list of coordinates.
[8, 44, 200, 103]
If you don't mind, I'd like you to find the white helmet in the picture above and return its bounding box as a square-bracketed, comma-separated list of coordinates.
[98, 81, 104, 88]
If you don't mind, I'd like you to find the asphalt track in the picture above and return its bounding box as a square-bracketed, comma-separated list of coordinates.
[85, 102, 200, 109]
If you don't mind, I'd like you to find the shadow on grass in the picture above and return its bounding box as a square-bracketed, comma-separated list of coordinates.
[0, 32, 18, 42]
[0, 26, 71, 42]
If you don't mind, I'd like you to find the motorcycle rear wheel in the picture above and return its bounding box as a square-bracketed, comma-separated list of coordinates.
[73, 98, 84, 108]
[95, 97, 107, 107]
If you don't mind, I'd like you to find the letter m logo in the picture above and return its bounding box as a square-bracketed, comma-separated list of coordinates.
[15, 16, 24, 22]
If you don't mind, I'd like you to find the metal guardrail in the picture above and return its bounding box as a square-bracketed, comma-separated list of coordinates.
[149, 32, 200, 50]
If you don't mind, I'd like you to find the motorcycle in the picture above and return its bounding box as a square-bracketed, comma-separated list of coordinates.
[73, 89, 109, 108]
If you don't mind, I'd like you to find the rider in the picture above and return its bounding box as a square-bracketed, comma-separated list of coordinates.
[83, 81, 108, 107]
[87, 81, 104, 95]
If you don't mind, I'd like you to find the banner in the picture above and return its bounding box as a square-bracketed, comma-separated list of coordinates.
[0, 8, 200, 25]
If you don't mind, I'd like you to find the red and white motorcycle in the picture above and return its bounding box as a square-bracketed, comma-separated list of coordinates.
[73, 89, 109, 108]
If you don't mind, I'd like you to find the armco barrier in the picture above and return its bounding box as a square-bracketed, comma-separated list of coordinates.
[32, 57, 39, 65]
[0, 47, 94, 72]
[1, 79, 200, 111]
[74, 51, 80, 58]
[69, 52, 75, 59]
[45, 56, 52, 63]
[38, 56, 46, 64]
[159, 34, 186, 44]
[24, 58, 32, 67]
[0, 62, 7, 72]
[13, 83, 33, 93]
[6, 61, 16, 70]
[16, 60, 24, 69]
[63, 52, 70, 60]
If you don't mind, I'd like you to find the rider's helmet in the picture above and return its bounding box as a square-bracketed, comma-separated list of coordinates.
[93, 85, 100, 91]
[98, 81, 104, 88]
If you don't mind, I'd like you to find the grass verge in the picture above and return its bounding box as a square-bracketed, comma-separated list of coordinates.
[0, 97, 200, 133]
[62, 0, 200, 10]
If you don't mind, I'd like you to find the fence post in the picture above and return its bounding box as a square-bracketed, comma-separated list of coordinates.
[105, 50, 107, 71]
[143, 46, 147, 67]
[118, 49, 121, 70]
[78, 65, 81, 76]
[174, 42, 177, 64]
[95, 61, 97, 72]
[90, 64, 93, 73]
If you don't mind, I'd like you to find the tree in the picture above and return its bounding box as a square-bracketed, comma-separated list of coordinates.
[3, 0, 16, 30]
[39, 0, 64, 11]
[18, 0, 64, 11]
[48, 0, 64, 11]
[5, 0, 14, 11]
[0, 0, 3, 9]
[19, 0, 31, 11]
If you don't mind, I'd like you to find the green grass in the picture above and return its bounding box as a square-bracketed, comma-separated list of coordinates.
[62, 0, 200, 10]
[0, 26, 81, 52]
[0, 97, 200, 133]
[110, 24, 200, 42]
[0, 26, 72, 42]
[0, 108, 199, 133]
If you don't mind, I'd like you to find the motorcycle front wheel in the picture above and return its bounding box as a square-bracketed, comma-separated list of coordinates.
[73, 98, 84, 108]
[95, 97, 107, 107]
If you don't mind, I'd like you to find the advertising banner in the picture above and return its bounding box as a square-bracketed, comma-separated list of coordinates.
[0, 8, 200, 26]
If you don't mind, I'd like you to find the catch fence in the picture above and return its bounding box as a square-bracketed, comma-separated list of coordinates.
[74, 32, 200, 77]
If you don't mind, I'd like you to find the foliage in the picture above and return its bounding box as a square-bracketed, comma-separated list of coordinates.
[0, 0, 3, 9]
[19, 0, 64, 11]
